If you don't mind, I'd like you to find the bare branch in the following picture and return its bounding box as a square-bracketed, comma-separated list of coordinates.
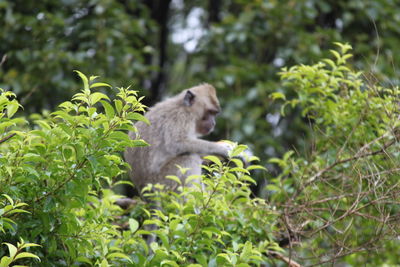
[268, 251, 302, 267]
[0, 133, 16, 144]
[305, 134, 399, 186]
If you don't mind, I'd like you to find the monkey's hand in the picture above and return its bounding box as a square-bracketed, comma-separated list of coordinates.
[216, 140, 235, 156]
[217, 140, 253, 166]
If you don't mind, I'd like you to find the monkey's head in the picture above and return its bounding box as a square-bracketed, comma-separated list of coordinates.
[182, 84, 221, 136]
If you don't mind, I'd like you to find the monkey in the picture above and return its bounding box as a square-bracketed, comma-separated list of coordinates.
[124, 83, 230, 193]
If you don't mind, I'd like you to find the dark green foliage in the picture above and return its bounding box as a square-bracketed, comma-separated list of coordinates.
[0, 0, 155, 111]
[168, 0, 400, 186]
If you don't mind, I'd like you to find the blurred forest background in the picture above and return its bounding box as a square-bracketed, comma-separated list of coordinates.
[2, 0, 400, 266]
[1, 0, 400, 190]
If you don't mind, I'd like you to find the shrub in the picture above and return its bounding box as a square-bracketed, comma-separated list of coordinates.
[0, 72, 147, 265]
[0, 72, 283, 266]
[269, 43, 400, 265]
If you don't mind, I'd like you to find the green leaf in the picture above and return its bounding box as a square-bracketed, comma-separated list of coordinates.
[270, 92, 286, 101]
[113, 180, 133, 187]
[74, 70, 89, 91]
[108, 131, 131, 142]
[6, 100, 19, 118]
[2, 195, 13, 205]
[100, 100, 115, 119]
[6, 209, 30, 215]
[240, 175, 257, 184]
[160, 260, 179, 267]
[130, 139, 148, 147]
[169, 219, 180, 231]
[114, 100, 123, 114]
[265, 184, 281, 192]
[89, 75, 99, 82]
[0, 256, 13, 267]
[89, 92, 110, 105]
[204, 155, 222, 167]
[323, 59, 336, 69]
[216, 253, 231, 264]
[127, 113, 150, 125]
[20, 243, 40, 249]
[247, 165, 267, 171]
[268, 158, 285, 166]
[58, 101, 74, 110]
[72, 93, 89, 104]
[35, 120, 51, 130]
[283, 150, 294, 161]
[100, 259, 109, 267]
[157, 233, 169, 249]
[229, 167, 249, 174]
[166, 175, 181, 185]
[330, 49, 341, 62]
[129, 218, 139, 233]
[14, 203, 28, 208]
[75, 256, 92, 264]
[3, 243, 17, 258]
[240, 241, 252, 261]
[14, 252, 40, 261]
[334, 42, 352, 54]
[90, 82, 111, 89]
[231, 145, 247, 157]
[107, 252, 132, 263]
[143, 219, 163, 227]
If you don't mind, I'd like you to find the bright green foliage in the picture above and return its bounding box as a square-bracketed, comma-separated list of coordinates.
[0, 238, 41, 267]
[134, 145, 281, 266]
[269, 44, 400, 265]
[0, 72, 283, 266]
[0, 72, 148, 265]
[0, 194, 30, 234]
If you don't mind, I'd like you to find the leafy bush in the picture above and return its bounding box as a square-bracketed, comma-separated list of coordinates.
[269, 43, 400, 265]
[0, 72, 148, 265]
[132, 152, 281, 266]
[0, 72, 283, 266]
[0, 237, 41, 267]
[3, 43, 397, 266]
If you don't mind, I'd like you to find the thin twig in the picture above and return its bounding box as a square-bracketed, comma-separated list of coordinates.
[269, 251, 302, 267]
[305, 136, 398, 186]
[0, 133, 16, 144]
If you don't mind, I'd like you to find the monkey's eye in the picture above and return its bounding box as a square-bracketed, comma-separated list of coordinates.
[208, 109, 220, 116]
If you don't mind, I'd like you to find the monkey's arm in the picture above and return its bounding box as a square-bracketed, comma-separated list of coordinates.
[172, 139, 229, 158]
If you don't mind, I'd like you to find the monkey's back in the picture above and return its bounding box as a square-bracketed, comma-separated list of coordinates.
[124, 97, 196, 191]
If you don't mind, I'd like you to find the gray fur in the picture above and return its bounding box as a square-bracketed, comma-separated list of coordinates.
[124, 84, 228, 192]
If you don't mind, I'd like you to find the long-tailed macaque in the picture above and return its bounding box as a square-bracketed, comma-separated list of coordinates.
[124, 83, 230, 192]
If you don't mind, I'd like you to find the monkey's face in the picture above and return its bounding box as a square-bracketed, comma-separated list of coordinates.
[182, 83, 221, 136]
[197, 109, 219, 136]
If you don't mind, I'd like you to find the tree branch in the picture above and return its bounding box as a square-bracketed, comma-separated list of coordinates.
[0, 133, 16, 144]
[268, 251, 302, 267]
[305, 135, 398, 186]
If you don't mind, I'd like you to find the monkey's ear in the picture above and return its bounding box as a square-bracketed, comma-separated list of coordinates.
[183, 90, 196, 106]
